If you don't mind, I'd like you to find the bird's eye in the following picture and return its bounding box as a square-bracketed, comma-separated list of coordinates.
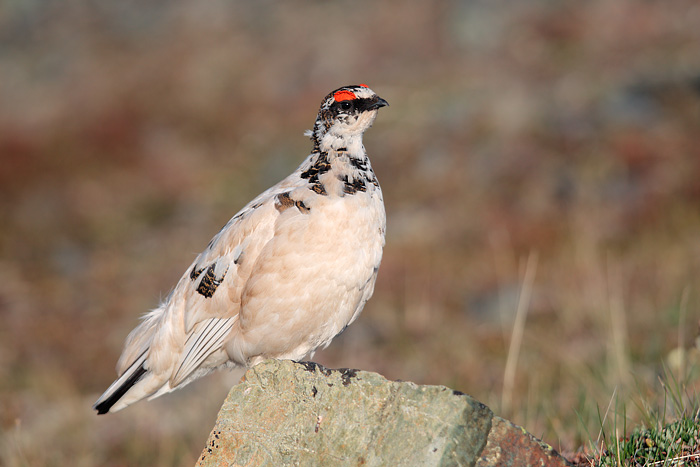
[340, 101, 353, 111]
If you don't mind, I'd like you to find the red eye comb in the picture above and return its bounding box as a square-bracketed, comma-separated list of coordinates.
[334, 90, 357, 102]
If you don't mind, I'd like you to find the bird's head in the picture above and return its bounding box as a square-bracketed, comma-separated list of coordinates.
[307, 84, 388, 150]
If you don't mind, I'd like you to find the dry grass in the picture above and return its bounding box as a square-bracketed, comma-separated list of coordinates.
[2, 1, 700, 465]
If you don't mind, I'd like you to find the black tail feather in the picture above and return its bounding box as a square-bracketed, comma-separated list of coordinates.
[94, 363, 147, 415]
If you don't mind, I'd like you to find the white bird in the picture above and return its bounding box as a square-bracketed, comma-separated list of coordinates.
[94, 85, 388, 414]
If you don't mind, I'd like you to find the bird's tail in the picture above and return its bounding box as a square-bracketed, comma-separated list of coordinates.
[93, 351, 162, 414]
[93, 307, 236, 413]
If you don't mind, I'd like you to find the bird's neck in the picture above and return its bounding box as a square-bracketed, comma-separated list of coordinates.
[315, 130, 364, 154]
[302, 134, 378, 197]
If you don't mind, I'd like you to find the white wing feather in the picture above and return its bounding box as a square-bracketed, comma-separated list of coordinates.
[172, 317, 236, 386]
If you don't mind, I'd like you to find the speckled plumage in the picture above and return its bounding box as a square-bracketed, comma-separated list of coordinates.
[94, 85, 388, 414]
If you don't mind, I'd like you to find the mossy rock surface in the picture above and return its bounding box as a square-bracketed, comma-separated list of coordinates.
[197, 360, 571, 467]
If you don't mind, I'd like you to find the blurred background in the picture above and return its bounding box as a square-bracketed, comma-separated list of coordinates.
[2, 0, 700, 465]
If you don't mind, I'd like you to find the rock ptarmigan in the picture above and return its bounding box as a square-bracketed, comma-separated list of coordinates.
[93, 85, 388, 414]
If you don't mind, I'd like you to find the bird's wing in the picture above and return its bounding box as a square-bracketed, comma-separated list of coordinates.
[180, 198, 281, 332]
[164, 182, 315, 385]
[170, 317, 236, 386]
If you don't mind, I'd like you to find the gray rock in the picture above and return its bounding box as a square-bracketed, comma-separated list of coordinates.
[196, 360, 571, 467]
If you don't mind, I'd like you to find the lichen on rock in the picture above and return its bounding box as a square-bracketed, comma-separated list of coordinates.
[197, 360, 571, 467]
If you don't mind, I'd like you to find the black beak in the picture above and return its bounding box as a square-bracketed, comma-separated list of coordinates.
[367, 96, 389, 110]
